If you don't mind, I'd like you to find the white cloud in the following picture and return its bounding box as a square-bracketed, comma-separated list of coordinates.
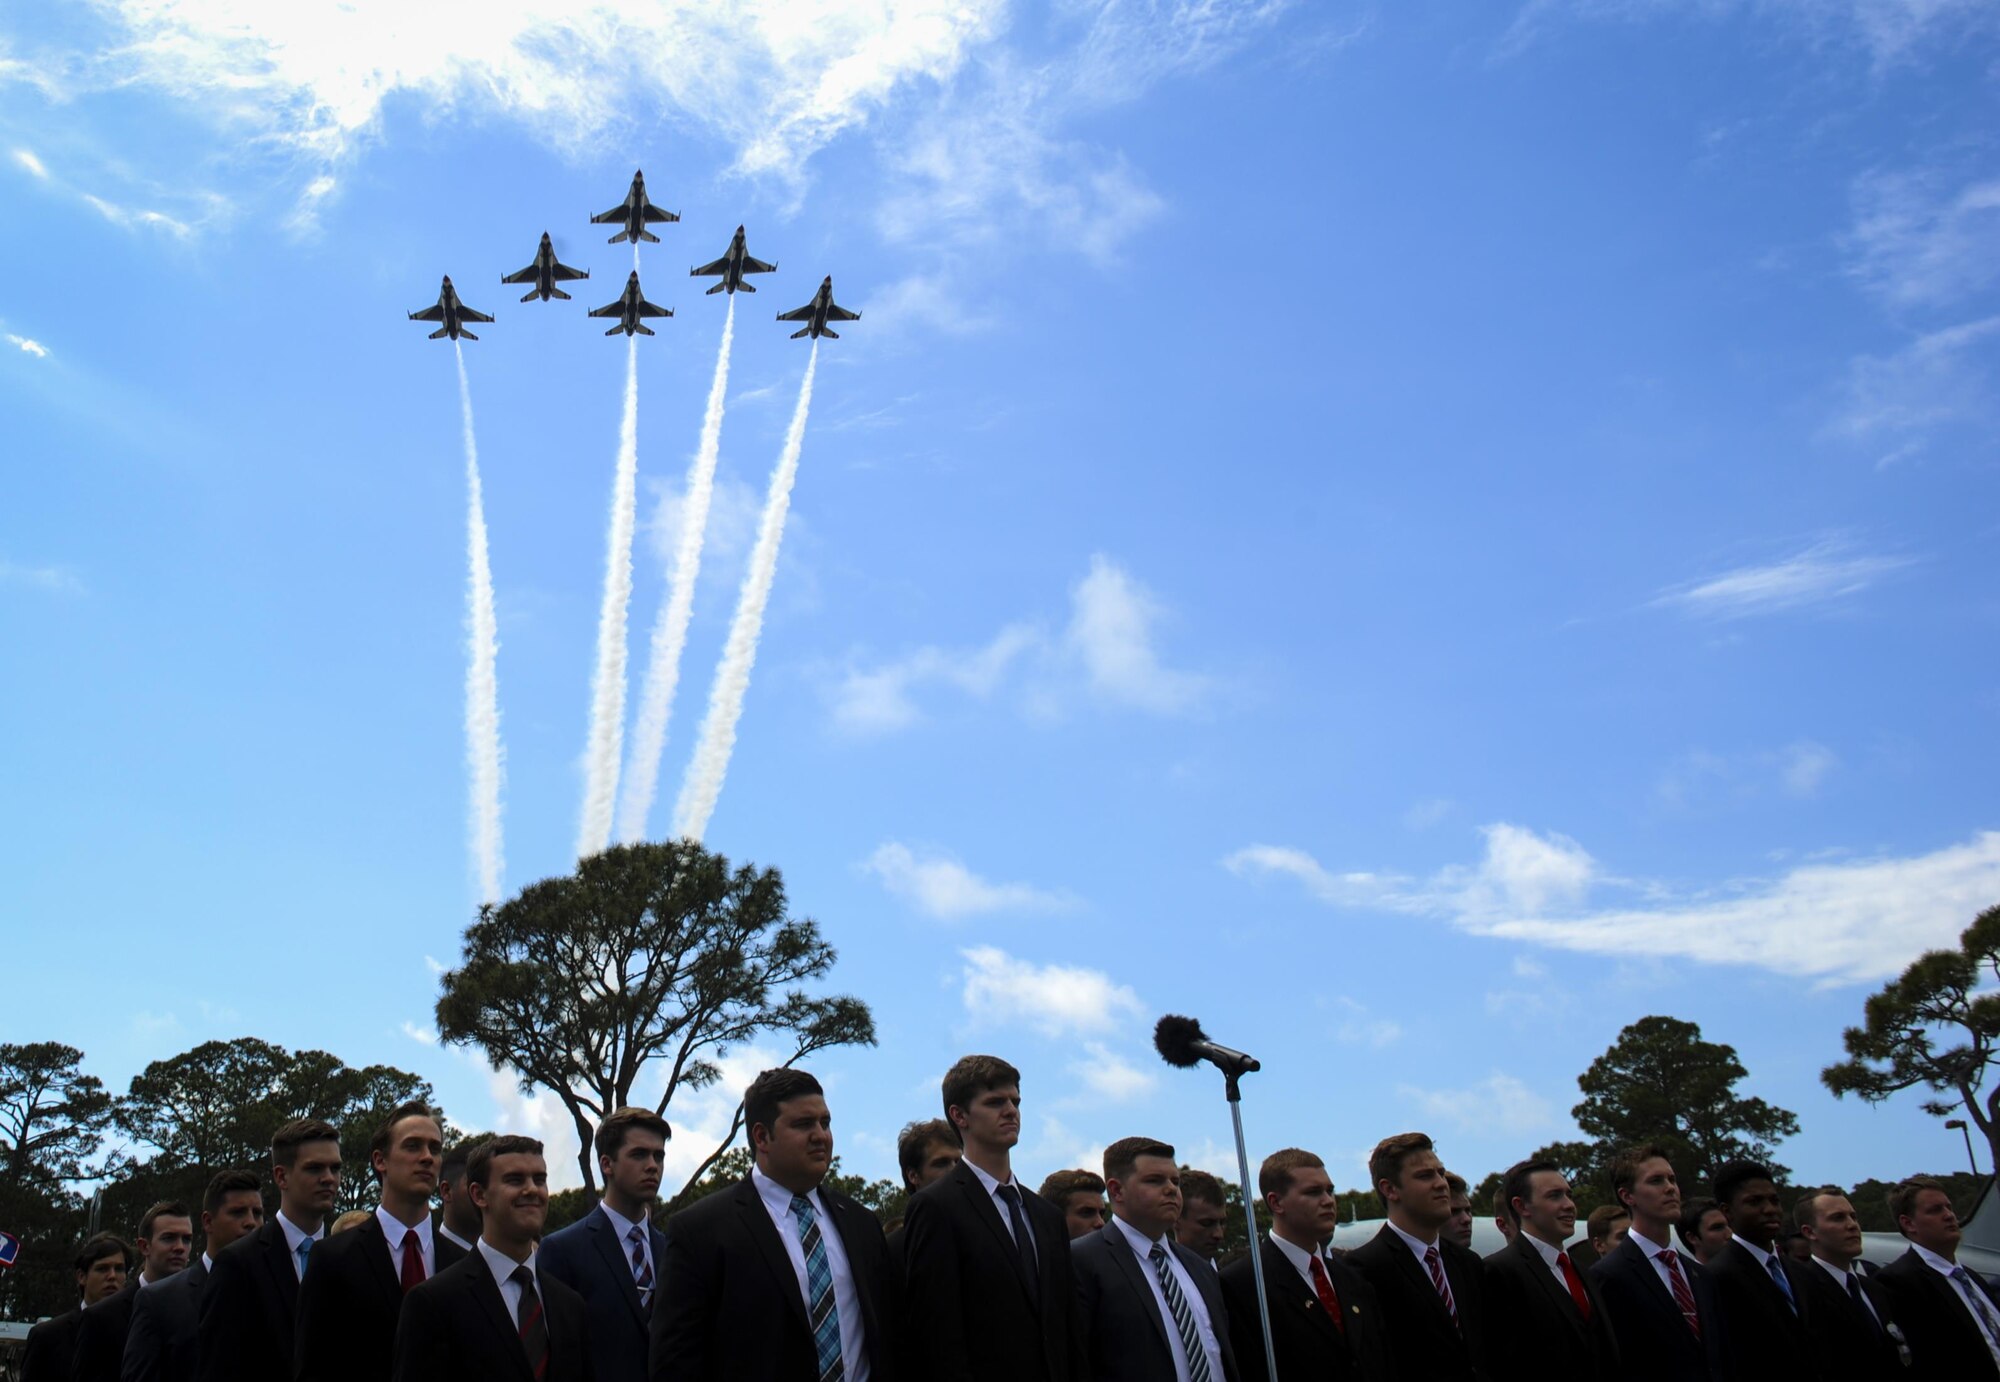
[0, 559, 84, 594]
[1065, 555, 1210, 714]
[6, 333, 49, 358]
[401, 1021, 437, 1045]
[830, 624, 1040, 734]
[1652, 538, 1913, 619]
[863, 841, 1073, 919]
[11, 147, 47, 178]
[1066, 1042, 1159, 1104]
[1222, 844, 1404, 906]
[960, 945, 1144, 1037]
[81, 193, 194, 238]
[1835, 316, 2000, 441]
[1779, 741, 1837, 798]
[423, 953, 448, 975]
[1497, 0, 1997, 64]
[1847, 169, 2000, 309]
[1330, 996, 1402, 1049]
[1398, 1072, 1556, 1138]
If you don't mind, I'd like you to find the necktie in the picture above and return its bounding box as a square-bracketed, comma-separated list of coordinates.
[1765, 1254, 1796, 1314]
[626, 1223, 654, 1310]
[1845, 1272, 1885, 1337]
[295, 1238, 312, 1278]
[1307, 1254, 1346, 1334]
[399, 1228, 425, 1292]
[512, 1265, 549, 1381]
[996, 1185, 1040, 1296]
[1659, 1250, 1703, 1339]
[1950, 1266, 2000, 1348]
[1423, 1244, 1459, 1325]
[1149, 1243, 1215, 1382]
[790, 1194, 845, 1382]
[1557, 1250, 1593, 1321]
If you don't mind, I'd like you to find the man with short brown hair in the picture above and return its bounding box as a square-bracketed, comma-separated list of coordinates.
[73, 1201, 194, 1382]
[1443, 1171, 1476, 1252]
[1877, 1175, 2000, 1377]
[123, 1170, 265, 1382]
[1176, 1170, 1228, 1266]
[1348, 1132, 1488, 1380]
[1588, 1144, 1725, 1381]
[1793, 1188, 1902, 1381]
[1039, 1169, 1108, 1241]
[20, 1234, 129, 1382]
[542, 1105, 671, 1381]
[1482, 1159, 1618, 1381]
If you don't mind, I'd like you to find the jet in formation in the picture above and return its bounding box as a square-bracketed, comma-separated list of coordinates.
[592, 170, 680, 245]
[589, 271, 674, 336]
[502, 233, 590, 302]
[408, 276, 495, 341]
[776, 276, 860, 340]
[690, 226, 777, 295]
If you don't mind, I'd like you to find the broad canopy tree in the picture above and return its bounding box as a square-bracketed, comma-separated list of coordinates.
[0, 1043, 115, 1320]
[434, 840, 875, 1194]
[1823, 904, 2000, 1174]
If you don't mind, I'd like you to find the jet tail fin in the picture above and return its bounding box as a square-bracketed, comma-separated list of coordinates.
[458, 328, 479, 341]
[706, 281, 726, 295]
[790, 325, 812, 339]
[737, 282, 755, 293]
[636, 323, 655, 336]
[608, 230, 632, 245]
[429, 327, 450, 339]
[639, 229, 661, 244]
[520, 288, 540, 303]
[819, 327, 839, 340]
[549, 287, 571, 301]
[605, 324, 625, 336]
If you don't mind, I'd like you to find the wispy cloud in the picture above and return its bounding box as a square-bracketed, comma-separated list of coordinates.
[1847, 169, 2000, 310]
[1834, 316, 2000, 442]
[1651, 538, 1913, 619]
[1331, 996, 1402, 1048]
[863, 842, 1074, 920]
[960, 945, 1144, 1037]
[81, 193, 194, 238]
[400, 1021, 437, 1045]
[11, 147, 47, 178]
[1064, 1042, 1159, 1104]
[6, 333, 49, 358]
[831, 624, 1040, 734]
[1398, 1072, 1558, 1138]
[1656, 740, 1839, 809]
[1497, 0, 1997, 64]
[0, 559, 84, 594]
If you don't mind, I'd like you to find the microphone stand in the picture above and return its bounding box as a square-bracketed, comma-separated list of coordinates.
[1222, 1067, 1280, 1382]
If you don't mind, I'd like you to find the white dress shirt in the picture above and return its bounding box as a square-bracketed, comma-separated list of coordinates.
[1811, 1255, 1882, 1326]
[478, 1239, 541, 1327]
[438, 1224, 475, 1252]
[751, 1165, 871, 1382]
[1267, 1230, 1334, 1299]
[1626, 1228, 1696, 1303]
[200, 1253, 213, 1274]
[376, 1207, 436, 1281]
[1521, 1230, 1575, 1293]
[1111, 1216, 1223, 1382]
[597, 1200, 654, 1287]
[1912, 1243, 2000, 1366]
[276, 1211, 325, 1281]
[962, 1157, 1037, 1255]
[1386, 1220, 1442, 1271]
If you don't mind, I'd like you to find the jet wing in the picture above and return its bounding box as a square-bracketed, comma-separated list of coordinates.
[825, 305, 861, 321]
[590, 204, 628, 223]
[408, 304, 445, 321]
[500, 265, 538, 284]
[642, 206, 680, 223]
[775, 304, 814, 321]
[637, 298, 673, 319]
[459, 306, 496, 324]
[690, 256, 732, 277]
[587, 302, 620, 318]
[741, 255, 777, 274]
[551, 262, 589, 281]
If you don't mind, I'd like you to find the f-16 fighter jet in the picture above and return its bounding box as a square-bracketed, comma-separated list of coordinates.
[776, 276, 860, 340]
[589, 271, 674, 336]
[408, 276, 494, 341]
[502, 233, 590, 302]
[591, 169, 679, 244]
[690, 226, 777, 295]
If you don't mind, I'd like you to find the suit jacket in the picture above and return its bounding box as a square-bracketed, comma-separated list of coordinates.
[901, 1160, 1084, 1382]
[1219, 1236, 1392, 1382]
[1347, 1225, 1488, 1382]
[649, 1174, 902, 1382]
[392, 1246, 592, 1382]
[294, 1213, 466, 1382]
[1589, 1236, 1729, 1382]
[195, 1218, 306, 1382]
[1798, 1255, 1906, 1381]
[1876, 1247, 2000, 1381]
[122, 1258, 208, 1382]
[72, 1276, 144, 1382]
[1709, 1239, 1817, 1379]
[1071, 1221, 1241, 1382]
[541, 1204, 669, 1382]
[1481, 1234, 1618, 1382]
[22, 1306, 84, 1382]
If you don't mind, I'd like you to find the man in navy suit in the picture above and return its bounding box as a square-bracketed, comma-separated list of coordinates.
[122, 1171, 264, 1382]
[73, 1202, 195, 1382]
[1708, 1159, 1817, 1379]
[540, 1106, 670, 1382]
[20, 1234, 129, 1382]
[1876, 1175, 2000, 1379]
[1347, 1131, 1489, 1381]
[1589, 1143, 1728, 1382]
[1792, 1188, 1905, 1380]
[1482, 1158, 1618, 1381]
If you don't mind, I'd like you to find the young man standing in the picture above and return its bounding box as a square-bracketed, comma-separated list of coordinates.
[20, 1233, 129, 1382]
[540, 1105, 671, 1382]
[1481, 1158, 1618, 1381]
[1707, 1159, 1814, 1379]
[886, 1119, 961, 1260]
[124, 1170, 265, 1382]
[1675, 1200, 1731, 1267]
[1038, 1170, 1108, 1241]
[902, 1054, 1082, 1382]
[1175, 1170, 1229, 1267]
[1793, 1187, 1903, 1381]
[436, 1135, 491, 1252]
[1876, 1176, 2000, 1378]
[1348, 1132, 1488, 1381]
[1588, 1143, 1726, 1382]
[73, 1201, 194, 1382]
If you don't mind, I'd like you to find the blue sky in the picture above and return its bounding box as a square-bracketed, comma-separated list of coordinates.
[4, 0, 1998, 1206]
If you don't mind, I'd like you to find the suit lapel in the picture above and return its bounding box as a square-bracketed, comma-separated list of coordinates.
[1264, 1237, 1344, 1347]
[583, 1208, 646, 1325]
[822, 1189, 885, 1370]
[1515, 1236, 1588, 1339]
[463, 1249, 535, 1382]
[358, 1215, 407, 1312]
[1375, 1226, 1458, 1333]
[1099, 1224, 1175, 1359]
[259, 1219, 301, 1315]
[1614, 1239, 1687, 1330]
[953, 1163, 1037, 1306]
[733, 1177, 814, 1335]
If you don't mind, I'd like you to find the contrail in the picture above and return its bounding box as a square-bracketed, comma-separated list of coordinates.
[617, 297, 736, 843]
[577, 335, 640, 859]
[455, 343, 505, 904]
[673, 343, 819, 842]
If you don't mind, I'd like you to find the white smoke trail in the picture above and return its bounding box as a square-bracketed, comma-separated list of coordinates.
[616, 297, 736, 843]
[455, 343, 505, 904]
[576, 335, 640, 859]
[672, 344, 819, 842]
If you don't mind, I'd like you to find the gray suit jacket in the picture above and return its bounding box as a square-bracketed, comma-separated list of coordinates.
[1072, 1221, 1240, 1382]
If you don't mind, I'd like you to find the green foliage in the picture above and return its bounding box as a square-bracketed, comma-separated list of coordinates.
[1843, 1172, 1986, 1233]
[434, 841, 875, 1193]
[1823, 904, 2000, 1173]
[0, 1043, 115, 1321]
[542, 1187, 598, 1236]
[659, 1147, 902, 1224]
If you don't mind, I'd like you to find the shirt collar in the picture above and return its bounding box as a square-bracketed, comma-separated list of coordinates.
[1627, 1227, 1674, 1262]
[477, 1237, 535, 1280]
[751, 1163, 824, 1221]
[1914, 1243, 1961, 1276]
[961, 1156, 1015, 1198]
[1813, 1254, 1857, 1284]
[1731, 1233, 1781, 1271]
[1112, 1214, 1164, 1260]
[201, 1253, 213, 1274]
[597, 1199, 643, 1244]
[375, 1206, 433, 1254]
[1267, 1230, 1324, 1278]
[438, 1224, 475, 1252]
[1521, 1231, 1565, 1269]
[1386, 1219, 1441, 1263]
[276, 1211, 323, 1254]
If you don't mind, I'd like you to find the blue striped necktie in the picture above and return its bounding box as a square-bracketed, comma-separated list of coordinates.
[790, 1194, 845, 1382]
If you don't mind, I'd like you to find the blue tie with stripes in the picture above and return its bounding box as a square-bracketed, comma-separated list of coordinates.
[790, 1194, 845, 1382]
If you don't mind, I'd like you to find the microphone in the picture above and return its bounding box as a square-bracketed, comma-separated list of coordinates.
[1154, 1014, 1261, 1077]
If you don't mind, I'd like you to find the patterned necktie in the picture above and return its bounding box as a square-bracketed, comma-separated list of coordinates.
[399, 1229, 425, 1292]
[1557, 1250, 1593, 1320]
[790, 1194, 845, 1382]
[1307, 1254, 1346, 1334]
[1951, 1266, 2000, 1348]
[511, 1265, 549, 1381]
[1764, 1254, 1796, 1314]
[626, 1223, 654, 1310]
[1658, 1250, 1703, 1339]
[1424, 1245, 1459, 1325]
[1149, 1243, 1215, 1382]
[1845, 1272, 1885, 1337]
[996, 1185, 1040, 1295]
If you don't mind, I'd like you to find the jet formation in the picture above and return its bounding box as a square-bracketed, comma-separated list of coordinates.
[408, 171, 858, 343]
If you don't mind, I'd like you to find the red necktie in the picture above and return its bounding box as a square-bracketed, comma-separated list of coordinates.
[1557, 1250, 1592, 1320]
[1658, 1250, 1702, 1339]
[1425, 1245, 1459, 1325]
[1308, 1255, 1346, 1334]
[400, 1228, 425, 1292]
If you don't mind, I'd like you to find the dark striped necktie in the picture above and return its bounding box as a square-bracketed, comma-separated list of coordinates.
[511, 1265, 549, 1380]
[790, 1194, 845, 1382]
[1149, 1243, 1214, 1382]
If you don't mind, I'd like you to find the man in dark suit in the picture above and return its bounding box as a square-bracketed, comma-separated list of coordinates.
[1708, 1159, 1819, 1379]
[1876, 1175, 2000, 1379]
[1676, 1199, 1731, 1267]
[392, 1135, 591, 1382]
[1072, 1136, 1238, 1382]
[1348, 1131, 1489, 1381]
[1219, 1147, 1390, 1382]
[1041, 1170, 1108, 1242]
[21, 1234, 130, 1382]
[1175, 1169, 1229, 1269]
[1482, 1158, 1618, 1382]
[196, 1118, 341, 1382]
[1793, 1187, 1907, 1379]
[1589, 1142, 1728, 1382]
[884, 1120, 960, 1262]
[73, 1202, 195, 1382]
[650, 1068, 901, 1381]
[438, 1134, 493, 1253]
[902, 1053, 1084, 1382]
[294, 1101, 461, 1382]
[540, 1106, 670, 1382]
[122, 1171, 264, 1382]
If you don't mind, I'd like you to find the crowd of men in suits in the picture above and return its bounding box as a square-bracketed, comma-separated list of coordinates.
[17, 1049, 2000, 1381]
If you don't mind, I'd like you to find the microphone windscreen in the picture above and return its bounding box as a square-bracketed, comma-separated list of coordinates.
[1154, 1014, 1205, 1068]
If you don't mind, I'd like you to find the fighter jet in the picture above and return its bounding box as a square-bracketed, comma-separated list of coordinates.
[690, 226, 777, 295]
[407, 276, 494, 341]
[776, 276, 860, 340]
[588, 271, 674, 336]
[502, 233, 590, 302]
[591, 169, 679, 245]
